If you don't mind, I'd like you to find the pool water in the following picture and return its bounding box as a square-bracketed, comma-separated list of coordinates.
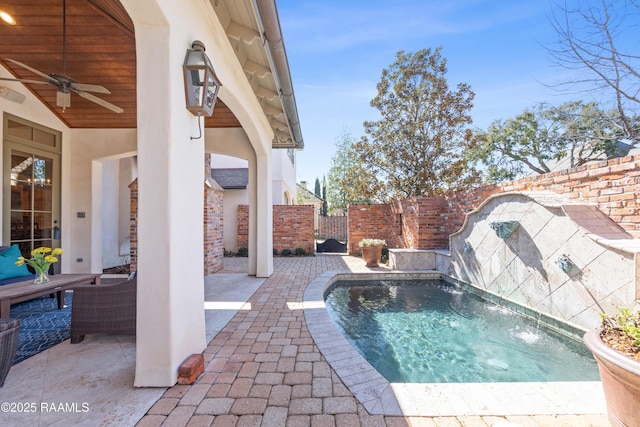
[324, 279, 600, 383]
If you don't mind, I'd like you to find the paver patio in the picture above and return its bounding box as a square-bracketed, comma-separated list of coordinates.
[136, 255, 610, 427]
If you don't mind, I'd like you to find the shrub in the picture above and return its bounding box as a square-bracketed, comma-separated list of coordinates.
[280, 248, 293, 256]
[295, 248, 307, 256]
[237, 247, 248, 257]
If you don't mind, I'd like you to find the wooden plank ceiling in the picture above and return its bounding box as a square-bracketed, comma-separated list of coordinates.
[0, 0, 240, 129]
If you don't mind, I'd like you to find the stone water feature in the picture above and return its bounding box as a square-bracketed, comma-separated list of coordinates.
[448, 191, 640, 330]
[390, 191, 640, 331]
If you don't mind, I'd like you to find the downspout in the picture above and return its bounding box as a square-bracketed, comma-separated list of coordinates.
[253, 0, 304, 149]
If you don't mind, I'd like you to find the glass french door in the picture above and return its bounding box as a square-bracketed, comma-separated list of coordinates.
[3, 115, 61, 269]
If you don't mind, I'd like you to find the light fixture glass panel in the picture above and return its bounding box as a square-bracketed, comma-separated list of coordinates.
[205, 73, 218, 109]
[183, 41, 221, 116]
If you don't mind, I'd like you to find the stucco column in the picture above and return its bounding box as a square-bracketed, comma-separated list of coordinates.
[123, 1, 206, 387]
[255, 150, 273, 277]
[246, 149, 273, 277]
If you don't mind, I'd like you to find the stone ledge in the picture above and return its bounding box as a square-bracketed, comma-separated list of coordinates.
[388, 249, 436, 270]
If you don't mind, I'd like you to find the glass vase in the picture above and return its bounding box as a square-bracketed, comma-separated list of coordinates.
[34, 270, 50, 284]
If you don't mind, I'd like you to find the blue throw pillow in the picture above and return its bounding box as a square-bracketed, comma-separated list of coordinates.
[0, 244, 32, 281]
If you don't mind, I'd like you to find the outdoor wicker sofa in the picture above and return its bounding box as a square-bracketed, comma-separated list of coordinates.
[0, 318, 20, 387]
[70, 277, 136, 344]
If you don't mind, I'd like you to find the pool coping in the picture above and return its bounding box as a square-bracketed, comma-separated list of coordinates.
[303, 269, 607, 417]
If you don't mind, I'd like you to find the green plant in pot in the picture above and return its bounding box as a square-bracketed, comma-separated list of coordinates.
[358, 239, 386, 267]
[583, 307, 640, 427]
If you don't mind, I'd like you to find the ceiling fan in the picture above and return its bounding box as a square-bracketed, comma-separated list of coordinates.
[0, 0, 123, 113]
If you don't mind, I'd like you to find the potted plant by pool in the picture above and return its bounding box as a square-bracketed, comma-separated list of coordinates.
[359, 239, 385, 267]
[583, 307, 640, 427]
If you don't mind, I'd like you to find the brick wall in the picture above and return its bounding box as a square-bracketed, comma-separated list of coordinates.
[204, 156, 224, 274]
[129, 178, 138, 272]
[444, 155, 640, 239]
[318, 216, 347, 240]
[129, 172, 225, 274]
[347, 155, 640, 251]
[237, 204, 315, 254]
[347, 204, 395, 254]
[237, 205, 249, 250]
[273, 205, 315, 253]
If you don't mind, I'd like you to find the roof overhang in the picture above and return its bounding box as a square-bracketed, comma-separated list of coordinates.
[211, 0, 303, 150]
[0, 0, 303, 150]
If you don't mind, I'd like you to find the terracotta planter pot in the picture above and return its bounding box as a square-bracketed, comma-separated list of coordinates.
[584, 328, 640, 427]
[361, 246, 383, 267]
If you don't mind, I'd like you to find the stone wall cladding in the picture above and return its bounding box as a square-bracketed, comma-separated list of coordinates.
[348, 155, 640, 250]
[448, 192, 639, 329]
[237, 205, 315, 254]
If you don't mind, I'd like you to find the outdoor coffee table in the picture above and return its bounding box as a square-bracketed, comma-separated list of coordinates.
[0, 274, 100, 318]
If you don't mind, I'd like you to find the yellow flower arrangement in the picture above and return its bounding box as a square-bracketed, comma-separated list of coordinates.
[16, 247, 63, 284]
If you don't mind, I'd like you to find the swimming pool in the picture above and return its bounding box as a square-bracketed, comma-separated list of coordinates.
[324, 278, 599, 383]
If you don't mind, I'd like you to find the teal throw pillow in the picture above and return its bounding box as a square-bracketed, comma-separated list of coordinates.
[0, 244, 32, 281]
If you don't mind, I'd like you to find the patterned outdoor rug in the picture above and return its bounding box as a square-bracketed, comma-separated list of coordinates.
[9, 292, 72, 364]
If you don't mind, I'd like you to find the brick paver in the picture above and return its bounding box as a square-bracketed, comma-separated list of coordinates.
[136, 256, 610, 427]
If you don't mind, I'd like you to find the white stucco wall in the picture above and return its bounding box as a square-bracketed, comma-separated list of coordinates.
[71, 129, 136, 274]
[101, 160, 120, 268]
[211, 153, 248, 168]
[222, 189, 249, 252]
[100, 156, 136, 269]
[272, 149, 296, 204]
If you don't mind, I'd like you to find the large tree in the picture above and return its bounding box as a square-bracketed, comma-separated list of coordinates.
[468, 101, 622, 182]
[355, 47, 480, 201]
[325, 129, 376, 214]
[547, 0, 640, 145]
[314, 178, 321, 199]
[321, 176, 328, 217]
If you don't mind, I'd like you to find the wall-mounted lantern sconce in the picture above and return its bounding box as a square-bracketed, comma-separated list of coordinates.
[183, 40, 221, 138]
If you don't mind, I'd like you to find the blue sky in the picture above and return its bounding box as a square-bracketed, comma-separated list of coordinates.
[276, 0, 590, 185]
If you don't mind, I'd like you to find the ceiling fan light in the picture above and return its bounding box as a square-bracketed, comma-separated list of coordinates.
[0, 10, 16, 25]
[57, 89, 71, 109]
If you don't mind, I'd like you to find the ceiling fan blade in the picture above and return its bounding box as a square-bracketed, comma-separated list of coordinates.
[76, 90, 123, 113]
[70, 82, 111, 94]
[0, 77, 51, 86]
[3, 58, 59, 84]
